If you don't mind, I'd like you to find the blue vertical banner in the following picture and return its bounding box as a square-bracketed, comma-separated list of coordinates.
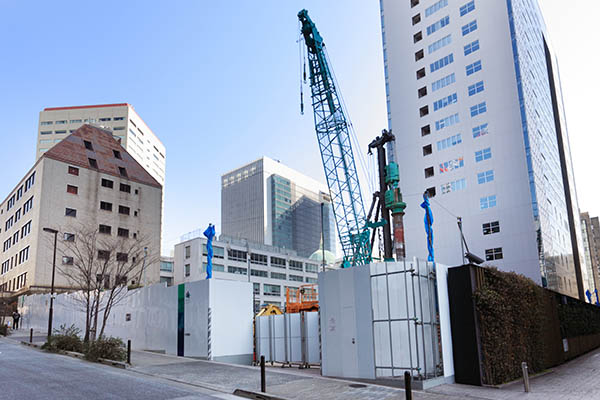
[595, 289, 599, 306]
[204, 224, 216, 279]
[420, 193, 434, 263]
[586, 289, 592, 304]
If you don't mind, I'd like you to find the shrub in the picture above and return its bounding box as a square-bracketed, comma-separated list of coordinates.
[84, 336, 126, 362]
[0, 324, 8, 336]
[43, 324, 83, 353]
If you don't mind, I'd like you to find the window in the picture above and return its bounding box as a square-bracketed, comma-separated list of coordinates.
[228, 249, 247, 262]
[40, 131, 52, 135]
[425, 0, 448, 16]
[116, 253, 128, 262]
[88, 158, 98, 169]
[289, 260, 303, 271]
[470, 101, 487, 117]
[251, 269, 268, 277]
[100, 201, 113, 211]
[412, 14, 421, 25]
[67, 185, 78, 195]
[62, 256, 73, 265]
[428, 34, 451, 54]
[99, 117, 112, 122]
[416, 67, 426, 79]
[419, 105, 429, 117]
[119, 205, 130, 215]
[64, 233, 75, 242]
[55, 120, 67, 125]
[440, 178, 466, 194]
[250, 253, 268, 265]
[306, 277, 318, 284]
[426, 16, 449, 35]
[21, 221, 32, 239]
[477, 170, 494, 184]
[423, 144, 433, 156]
[23, 197, 34, 214]
[70, 119, 82, 123]
[24, 172, 35, 191]
[228, 266, 247, 275]
[432, 73, 455, 92]
[68, 166, 79, 176]
[118, 228, 129, 238]
[84, 140, 94, 151]
[264, 284, 281, 297]
[271, 256, 286, 268]
[98, 250, 110, 260]
[118, 167, 128, 178]
[418, 86, 428, 98]
[271, 272, 286, 280]
[113, 150, 122, 159]
[41, 121, 53, 126]
[99, 224, 112, 235]
[411, 0, 419, 7]
[289, 275, 303, 282]
[433, 93, 457, 111]
[185, 264, 190, 277]
[306, 263, 318, 273]
[55, 130, 66, 134]
[485, 247, 503, 261]
[421, 125, 431, 136]
[185, 246, 191, 258]
[415, 49, 424, 61]
[65, 208, 77, 217]
[466, 60, 482, 75]
[480, 195, 497, 210]
[468, 81, 485, 96]
[439, 157, 464, 173]
[460, 1, 475, 16]
[436, 134, 462, 151]
[430, 53, 453, 73]
[483, 221, 500, 235]
[435, 113, 459, 131]
[120, 183, 131, 193]
[413, 31, 423, 43]
[472, 123, 489, 138]
[475, 147, 492, 162]
[461, 20, 477, 36]
[101, 179, 114, 189]
[425, 167, 434, 178]
[464, 39, 480, 56]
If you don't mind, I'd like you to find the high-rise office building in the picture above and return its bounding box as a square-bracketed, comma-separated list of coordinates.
[36, 103, 166, 186]
[580, 212, 600, 293]
[221, 157, 335, 259]
[380, 0, 586, 298]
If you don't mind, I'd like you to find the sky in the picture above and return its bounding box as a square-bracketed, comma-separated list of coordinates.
[0, 1, 597, 256]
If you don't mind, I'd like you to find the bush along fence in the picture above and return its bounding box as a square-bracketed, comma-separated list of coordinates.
[447, 264, 600, 386]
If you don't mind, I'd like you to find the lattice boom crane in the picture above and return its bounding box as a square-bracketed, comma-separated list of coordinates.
[298, 9, 371, 267]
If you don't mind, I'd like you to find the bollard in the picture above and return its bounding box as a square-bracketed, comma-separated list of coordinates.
[260, 355, 266, 393]
[522, 362, 530, 393]
[404, 371, 412, 400]
[30, 328, 33, 343]
[127, 340, 131, 364]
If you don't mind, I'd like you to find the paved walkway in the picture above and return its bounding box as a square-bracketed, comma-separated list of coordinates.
[6, 328, 600, 400]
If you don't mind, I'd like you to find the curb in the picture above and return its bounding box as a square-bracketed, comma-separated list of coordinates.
[233, 389, 289, 400]
[20, 340, 129, 369]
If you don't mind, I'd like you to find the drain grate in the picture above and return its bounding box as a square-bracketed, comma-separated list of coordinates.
[348, 384, 367, 388]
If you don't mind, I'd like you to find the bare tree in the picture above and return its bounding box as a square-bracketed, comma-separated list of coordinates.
[55, 224, 157, 342]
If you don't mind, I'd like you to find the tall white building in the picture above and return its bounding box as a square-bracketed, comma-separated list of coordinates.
[221, 157, 336, 259]
[37, 103, 166, 187]
[381, 0, 586, 298]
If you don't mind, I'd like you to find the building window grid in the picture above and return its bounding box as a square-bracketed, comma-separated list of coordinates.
[425, 0, 448, 17]
[439, 157, 464, 174]
[477, 170, 494, 184]
[461, 20, 478, 36]
[436, 134, 462, 151]
[472, 123, 489, 138]
[468, 81, 485, 96]
[475, 147, 492, 162]
[485, 247, 503, 261]
[464, 39, 480, 56]
[430, 53, 454, 73]
[426, 15, 450, 36]
[480, 195, 497, 210]
[460, 1, 476, 16]
[433, 93, 457, 111]
[428, 34, 452, 54]
[466, 60, 482, 75]
[483, 221, 500, 235]
[470, 101, 487, 117]
[435, 113, 460, 131]
[440, 178, 466, 195]
[432, 73, 455, 92]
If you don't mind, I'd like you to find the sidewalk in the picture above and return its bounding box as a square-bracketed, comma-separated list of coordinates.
[7, 328, 600, 400]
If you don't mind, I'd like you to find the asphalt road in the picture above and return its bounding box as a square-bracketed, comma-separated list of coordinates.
[0, 338, 237, 400]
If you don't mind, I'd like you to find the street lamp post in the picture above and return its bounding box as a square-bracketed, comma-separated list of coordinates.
[43, 227, 58, 343]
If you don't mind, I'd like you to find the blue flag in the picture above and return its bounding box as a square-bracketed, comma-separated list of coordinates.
[595, 289, 600, 306]
[203, 224, 216, 279]
[586, 289, 592, 304]
[420, 193, 434, 263]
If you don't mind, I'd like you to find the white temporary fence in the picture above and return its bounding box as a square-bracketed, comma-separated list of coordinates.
[256, 311, 320, 367]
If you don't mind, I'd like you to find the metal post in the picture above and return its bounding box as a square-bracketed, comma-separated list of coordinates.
[458, 217, 466, 264]
[127, 339, 131, 364]
[43, 228, 58, 343]
[522, 362, 530, 392]
[29, 328, 33, 343]
[404, 371, 412, 400]
[260, 355, 266, 393]
[321, 202, 325, 272]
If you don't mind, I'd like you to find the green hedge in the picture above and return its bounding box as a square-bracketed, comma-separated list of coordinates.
[558, 302, 600, 337]
[473, 267, 550, 385]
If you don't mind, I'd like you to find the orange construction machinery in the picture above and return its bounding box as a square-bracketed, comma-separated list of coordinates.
[286, 284, 319, 313]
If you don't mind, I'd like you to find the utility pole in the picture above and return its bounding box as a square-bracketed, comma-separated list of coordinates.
[43, 227, 58, 342]
[320, 202, 325, 272]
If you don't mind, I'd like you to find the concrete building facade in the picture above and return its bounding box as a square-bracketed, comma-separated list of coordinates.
[380, 0, 586, 298]
[0, 125, 162, 297]
[36, 103, 166, 187]
[580, 212, 600, 294]
[174, 234, 321, 312]
[221, 156, 336, 259]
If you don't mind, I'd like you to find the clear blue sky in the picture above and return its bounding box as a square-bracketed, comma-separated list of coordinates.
[0, 0, 387, 255]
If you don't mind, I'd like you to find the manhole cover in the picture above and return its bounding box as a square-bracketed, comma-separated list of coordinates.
[348, 384, 367, 388]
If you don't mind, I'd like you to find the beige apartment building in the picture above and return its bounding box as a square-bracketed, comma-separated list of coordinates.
[36, 103, 166, 186]
[0, 125, 162, 297]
